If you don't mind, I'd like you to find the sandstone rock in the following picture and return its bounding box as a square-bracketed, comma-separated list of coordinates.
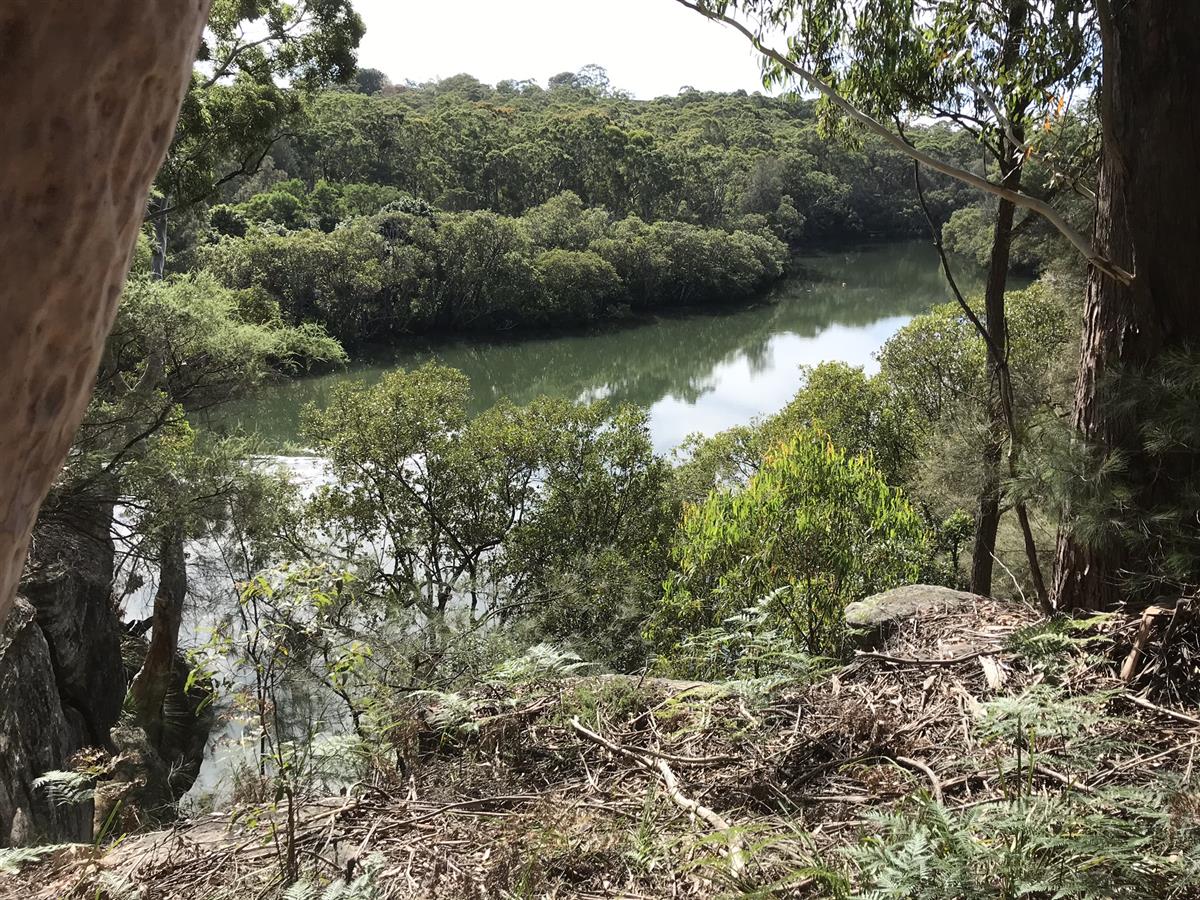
[0, 599, 92, 845]
[845, 584, 984, 645]
[21, 523, 125, 745]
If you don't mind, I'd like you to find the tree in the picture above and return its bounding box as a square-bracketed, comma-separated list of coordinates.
[301, 363, 675, 667]
[354, 67, 391, 95]
[0, 0, 207, 629]
[1051, 4, 1200, 610]
[42, 272, 343, 746]
[149, 0, 364, 275]
[649, 430, 926, 665]
[302, 364, 556, 616]
[680, 0, 1097, 604]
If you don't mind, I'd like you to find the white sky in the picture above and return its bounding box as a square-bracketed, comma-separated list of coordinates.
[352, 0, 772, 98]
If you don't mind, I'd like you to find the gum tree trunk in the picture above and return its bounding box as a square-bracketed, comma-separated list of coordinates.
[1052, 1, 1200, 610]
[0, 1, 209, 630]
[969, 146, 1022, 597]
[968, 0, 1029, 598]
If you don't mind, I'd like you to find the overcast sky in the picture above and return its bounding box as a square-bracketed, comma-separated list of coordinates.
[352, 0, 772, 98]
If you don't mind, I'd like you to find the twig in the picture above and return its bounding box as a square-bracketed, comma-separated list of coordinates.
[1125, 693, 1200, 727]
[893, 756, 944, 804]
[570, 717, 747, 878]
[1033, 763, 1096, 794]
[393, 794, 542, 829]
[855, 650, 984, 667]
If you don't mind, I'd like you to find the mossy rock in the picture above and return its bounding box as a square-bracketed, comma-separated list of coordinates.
[845, 584, 983, 646]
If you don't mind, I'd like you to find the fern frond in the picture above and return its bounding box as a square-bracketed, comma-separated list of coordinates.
[0, 844, 71, 874]
[32, 770, 94, 806]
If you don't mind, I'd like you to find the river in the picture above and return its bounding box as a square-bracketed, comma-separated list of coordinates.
[210, 241, 983, 454]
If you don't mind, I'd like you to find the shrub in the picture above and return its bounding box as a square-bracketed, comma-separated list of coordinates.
[648, 429, 926, 667]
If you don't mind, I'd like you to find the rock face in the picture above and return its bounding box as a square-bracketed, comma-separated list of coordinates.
[0, 599, 92, 845]
[845, 584, 985, 645]
[0, 522, 126, 846]
[21, 524, 125, 746]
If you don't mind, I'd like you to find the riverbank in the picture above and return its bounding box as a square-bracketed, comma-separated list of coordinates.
[209, 241, 975, 454]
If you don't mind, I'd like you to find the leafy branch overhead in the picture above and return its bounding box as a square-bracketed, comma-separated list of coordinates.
[674, 0, 1130, 284]
[153, 0, 365, 221]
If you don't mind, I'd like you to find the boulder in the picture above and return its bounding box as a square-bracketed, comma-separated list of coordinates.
[845, 584, 984, 645]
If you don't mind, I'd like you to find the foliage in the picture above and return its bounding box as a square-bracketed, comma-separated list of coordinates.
[1045, 349, 1200, 599]
[665, 596, 833, 687]
[282, 852, 387, 900]
[649, 430, 926, 666]
[299, 363, 676, 666]
[155, 0, 364, 218]
[847, 783, 1200, 899]
[766, 362, 914, 485]
[202, 192, 788, 343]
[32, 770, 96, 807]
[492, 644, 592, 684]
[0, 845, 72, 875]
[43, 273, 342, 559]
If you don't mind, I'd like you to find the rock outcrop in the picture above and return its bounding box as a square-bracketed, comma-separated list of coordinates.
[0, 599, 92, 845]
[0, 521, 126, 846]
[845, 584, 986, 646]
[21, 523, 125, 747]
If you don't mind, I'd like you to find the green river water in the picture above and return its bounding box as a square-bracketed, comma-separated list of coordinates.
[211, 240, 996, 453]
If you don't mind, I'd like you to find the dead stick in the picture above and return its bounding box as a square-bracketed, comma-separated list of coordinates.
[570, 717, 746, 878]
[856, 650, 984, 667]
[893, 756, 944, 804]
[1120, 606, 1170, 683]
[1126, 693, 1200, 727]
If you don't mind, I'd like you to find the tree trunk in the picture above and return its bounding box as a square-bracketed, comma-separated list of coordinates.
[128, 525, 188, 747]
[0, 2, 208, 631]
[1052, 2, 1200, 611]
[968, 0, 1030, 599]
[150, 197, 169, 281]
[969, 172, 1019, 597]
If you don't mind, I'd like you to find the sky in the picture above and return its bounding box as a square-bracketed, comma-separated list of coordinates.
[351, 0, 773, 99]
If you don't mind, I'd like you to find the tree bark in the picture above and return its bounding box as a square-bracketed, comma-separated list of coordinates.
[0, 2, 209, 631]
[1052, 1, 1200, 611]
[969, 0, 1029, 598]
[128, 525, 188, 748]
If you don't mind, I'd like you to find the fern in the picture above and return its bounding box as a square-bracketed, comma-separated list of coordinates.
[0, 844, 71, 874]
[493, 643, 592, 683]
[409, 690, 481, 734]
[282, 880, 318, 900]
[32, 770, 95, 806]
[97, 871, 143, 900]
[849, 783, 1200, 899]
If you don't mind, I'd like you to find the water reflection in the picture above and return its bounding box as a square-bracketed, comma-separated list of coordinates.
[211, 241, 990, 452]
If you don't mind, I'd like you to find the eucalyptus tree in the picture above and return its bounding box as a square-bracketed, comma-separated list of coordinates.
[149, 0, 364, 276]
[677, 0, 1100, 604]
[1050, 3, 1200, 610]
[679, 0, 1200, 612]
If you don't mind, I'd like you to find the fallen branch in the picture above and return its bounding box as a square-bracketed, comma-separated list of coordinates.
[856, 650, 984, 667]
[1120, 606, 1171, 683]
[1125, 693, 1200, 727]
[892, 756, 944, 804]
[570, 717, 747, 878]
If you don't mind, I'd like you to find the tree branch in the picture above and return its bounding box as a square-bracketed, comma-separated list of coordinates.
[673, 0, 1131, 285]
